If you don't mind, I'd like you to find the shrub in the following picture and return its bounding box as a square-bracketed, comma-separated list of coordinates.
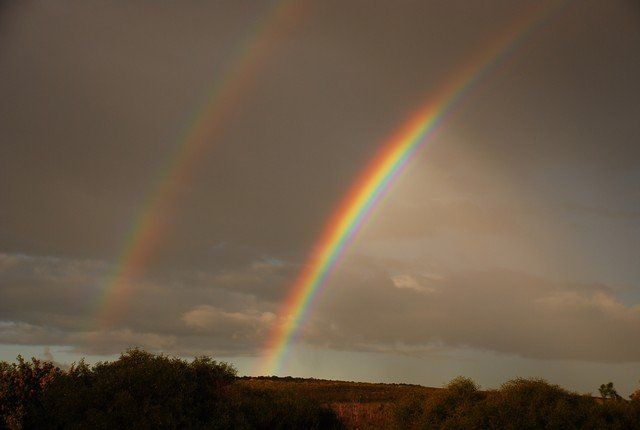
[393, 376, 640, 430]
[1, 349, 343, 429]
[486, 378, 590, 430]
[393, 376, 487, 430]
[0, 356, 62, 430]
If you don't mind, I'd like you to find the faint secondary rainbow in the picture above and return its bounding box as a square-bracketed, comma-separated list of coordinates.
[261, 0, 568, 375]
[94, 0, 302, 330]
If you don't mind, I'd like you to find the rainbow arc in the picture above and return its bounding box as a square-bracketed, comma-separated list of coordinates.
[95, 0, 301, 330]
[261, 0, 568, 375]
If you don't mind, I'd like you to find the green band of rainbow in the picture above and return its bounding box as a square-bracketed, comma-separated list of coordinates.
[94, 0, 301, 331]
[261, 0, 568, 375]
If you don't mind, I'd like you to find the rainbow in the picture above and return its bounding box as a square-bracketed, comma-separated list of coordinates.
[95, 0, 302, 330]
[261, 0, 568, 375]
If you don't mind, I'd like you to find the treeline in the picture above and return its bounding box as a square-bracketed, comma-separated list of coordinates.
[3, 349, 640, 429]
[0, 349, 343, 430]
[394, 376, 640, 430]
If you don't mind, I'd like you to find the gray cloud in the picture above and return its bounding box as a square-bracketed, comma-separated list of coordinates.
[2, 252, 639, 362]
[304, 261, 640, 362]
[2, 0, 638, 268]
[0, 252, 288, 356]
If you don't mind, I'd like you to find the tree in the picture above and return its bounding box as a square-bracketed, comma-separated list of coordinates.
[0, 356, 62, 429]
[629, 380, 640, 402]
[393, 376, 487, 430]
[489, 378, 590, 430]
[599, 382, 621, 401]
[2, 349, 343, 429]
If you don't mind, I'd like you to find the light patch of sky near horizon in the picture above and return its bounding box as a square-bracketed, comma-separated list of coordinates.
[0, 344, 118, 367]
[1, 344, 638, 398]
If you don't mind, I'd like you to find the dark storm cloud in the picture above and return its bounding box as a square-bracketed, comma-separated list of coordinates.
[4, 0, 637, 268]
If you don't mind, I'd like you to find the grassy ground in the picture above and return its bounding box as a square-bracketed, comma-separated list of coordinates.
[237, 376, 440, 429]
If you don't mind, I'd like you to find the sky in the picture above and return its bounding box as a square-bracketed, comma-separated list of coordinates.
[1, 0, 640, 395]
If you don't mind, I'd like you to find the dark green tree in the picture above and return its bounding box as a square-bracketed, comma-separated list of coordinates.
[2, 348, 343, 429]
[599, 382, 621, 401]
[0, 356, 62, 430]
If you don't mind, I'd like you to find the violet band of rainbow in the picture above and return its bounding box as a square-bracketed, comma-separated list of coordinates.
[94, 0, 301, 331]
[261, 0, 569, 375]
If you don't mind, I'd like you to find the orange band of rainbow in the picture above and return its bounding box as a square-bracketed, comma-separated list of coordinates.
[261, 0, 568, 375]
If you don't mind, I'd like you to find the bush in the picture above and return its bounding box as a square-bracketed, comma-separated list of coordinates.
[224, 385, 343, 430]
[1, 349, 343, 430]
[0, 356, 63, 430]
[486, 378, 591, 430]
[393, 376, 488, 430]
[393, 376, 640, 430]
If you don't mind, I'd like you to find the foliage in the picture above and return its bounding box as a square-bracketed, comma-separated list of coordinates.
[486, 378, 592, 429]
[0, 356, 63, 430]
[0, 349, 342, 430]
[631, 382, 640, 403]
[3, 351, 640, 430]
[393, 376, 640, 430]
[600, 381, 622, 400]
[238, 376, 435, 403]
[237, 376, 431, 429]
[394, 376, 488, 430]
[224, 385, 344, 429]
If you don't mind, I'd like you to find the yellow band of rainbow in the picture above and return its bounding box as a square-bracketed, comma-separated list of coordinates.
[94, 0, 302, 331]
[261, 0, 568, 375]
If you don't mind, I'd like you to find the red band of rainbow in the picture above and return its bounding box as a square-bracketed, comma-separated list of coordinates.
[94, 0, 302, 331]
[261, 0, 568, 375]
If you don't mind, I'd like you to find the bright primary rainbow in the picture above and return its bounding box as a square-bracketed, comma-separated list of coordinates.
[95, 0, 301, 330]
[261, 0, 568, 375]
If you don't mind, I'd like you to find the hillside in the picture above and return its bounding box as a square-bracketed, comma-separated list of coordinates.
[238, 376, 440, 429]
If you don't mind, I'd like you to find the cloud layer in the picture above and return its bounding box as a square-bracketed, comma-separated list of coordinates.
[2, 252, 639, 362]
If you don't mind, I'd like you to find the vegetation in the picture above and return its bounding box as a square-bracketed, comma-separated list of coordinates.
[2, 349, 640, 429]
[0, 349, 342, 430]
[393, 377, 640, 430]
[237, 376, 437, 429]
[600, 381, 622, 401]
